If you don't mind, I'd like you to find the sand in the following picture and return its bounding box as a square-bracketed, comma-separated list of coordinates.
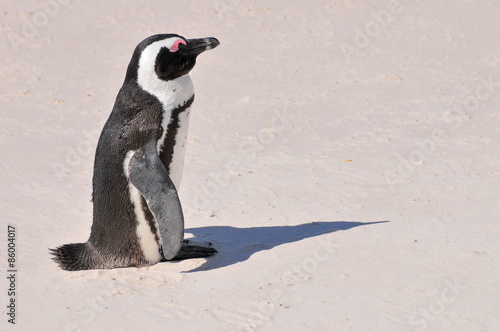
[1, 0, 499, 331]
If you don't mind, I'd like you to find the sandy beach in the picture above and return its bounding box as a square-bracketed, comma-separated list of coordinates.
[1, 1, 499, 331]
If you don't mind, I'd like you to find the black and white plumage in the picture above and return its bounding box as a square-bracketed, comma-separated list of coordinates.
[51, 34, 219, 271]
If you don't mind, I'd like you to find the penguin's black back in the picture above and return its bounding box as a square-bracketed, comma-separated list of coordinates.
[52, 80, 165, 270]
[90, 81, 164, 266]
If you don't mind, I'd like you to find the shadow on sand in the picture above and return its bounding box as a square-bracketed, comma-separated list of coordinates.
[181, 220, 389, 272]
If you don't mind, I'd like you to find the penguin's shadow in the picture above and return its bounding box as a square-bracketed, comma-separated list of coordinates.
[182, 220, 388, 272]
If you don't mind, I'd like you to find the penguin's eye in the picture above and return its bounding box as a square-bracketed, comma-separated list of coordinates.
[169, 39, 186, 52]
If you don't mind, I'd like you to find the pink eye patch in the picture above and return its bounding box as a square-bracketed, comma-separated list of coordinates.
[169, 39, 186, 52]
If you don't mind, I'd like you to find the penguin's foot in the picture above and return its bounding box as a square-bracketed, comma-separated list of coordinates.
[170, 239, 217, 261]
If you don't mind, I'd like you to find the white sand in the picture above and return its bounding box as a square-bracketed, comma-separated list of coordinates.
[1, 1, 499, 331]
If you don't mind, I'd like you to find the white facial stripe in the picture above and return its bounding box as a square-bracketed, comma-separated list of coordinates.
[123, 151, 162, 264]
[137, 38, 195, 111]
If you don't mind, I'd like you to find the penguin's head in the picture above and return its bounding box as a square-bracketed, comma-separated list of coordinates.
[126, 34, 219, 84]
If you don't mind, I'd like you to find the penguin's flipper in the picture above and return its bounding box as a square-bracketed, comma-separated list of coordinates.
[128, 138, 184, 260]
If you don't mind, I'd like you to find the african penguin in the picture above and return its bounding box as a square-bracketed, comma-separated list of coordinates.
[51, 34, 219, 271]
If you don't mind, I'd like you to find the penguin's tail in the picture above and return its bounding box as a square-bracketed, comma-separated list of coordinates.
[50, 242, 98, 271]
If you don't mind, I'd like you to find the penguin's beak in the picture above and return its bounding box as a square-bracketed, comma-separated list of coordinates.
[181, 37, 220, 55]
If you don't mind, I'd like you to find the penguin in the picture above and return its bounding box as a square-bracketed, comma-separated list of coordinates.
[50, 34, 220, 271]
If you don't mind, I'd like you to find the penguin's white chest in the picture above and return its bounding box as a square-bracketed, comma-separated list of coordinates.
[140, 73, 195, 189]
[129, 72, 194, 264]
[158, 106, 192, 189]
